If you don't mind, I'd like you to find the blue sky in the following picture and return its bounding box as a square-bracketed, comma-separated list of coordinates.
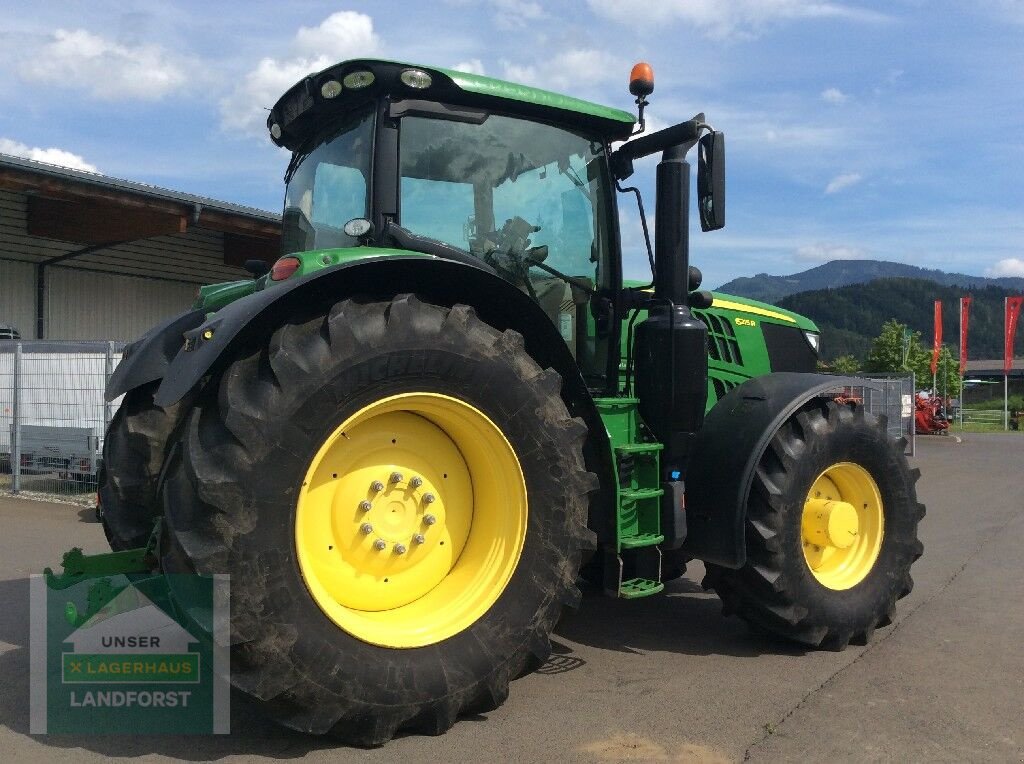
[1, 0, 1022, 288]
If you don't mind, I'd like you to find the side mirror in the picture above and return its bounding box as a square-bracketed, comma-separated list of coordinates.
[697, 132, 725, 232]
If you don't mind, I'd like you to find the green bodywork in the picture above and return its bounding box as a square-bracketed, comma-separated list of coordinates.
[434, 64, 636, 127]
[194, 247, 432, 312]
[619, 281, 818, 412]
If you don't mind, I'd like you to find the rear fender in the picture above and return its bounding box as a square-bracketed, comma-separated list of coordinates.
[150, 256, 618, 544]
[682, 372, 876, 568]
[105, 309, 205, 400]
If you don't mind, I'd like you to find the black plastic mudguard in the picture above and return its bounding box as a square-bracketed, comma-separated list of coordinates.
[682, 372, 874, 568]
[105, 309, 205, 401]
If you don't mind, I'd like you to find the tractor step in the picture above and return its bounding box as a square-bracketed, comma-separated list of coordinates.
[602, 548, 664, 599]
[620, 532, 665, 549]
[620, 487, 664, 501]
[619, 578, 665, 599]
[614, 442, 663, 455]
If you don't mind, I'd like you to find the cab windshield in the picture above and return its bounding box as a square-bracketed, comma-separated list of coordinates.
[281, 109, 374, 255]
[400, 112, 615, 375]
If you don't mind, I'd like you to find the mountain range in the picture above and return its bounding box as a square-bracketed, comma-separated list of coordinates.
[717, 259, 1024, 304]
[716, 260, 1024, 362]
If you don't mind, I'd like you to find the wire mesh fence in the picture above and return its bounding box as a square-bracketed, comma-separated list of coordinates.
[860, 374, 916, 456]
[1, 340, 125, 504]
[0, 341, 917, 506]
[820, 373, 916, 456]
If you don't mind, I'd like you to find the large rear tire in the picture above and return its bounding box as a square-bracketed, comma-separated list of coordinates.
[98, 382, 188, 550]
[703, 400, 924, 650]
[161, 294, 595, 744]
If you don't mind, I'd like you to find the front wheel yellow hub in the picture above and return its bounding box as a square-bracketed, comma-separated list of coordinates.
[802, 462, 884, 590]
[295, 393, 528, 648]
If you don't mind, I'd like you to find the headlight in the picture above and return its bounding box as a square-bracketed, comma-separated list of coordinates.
[804, 331, 820, 353]
[320, 79, 342, 99]
[400, 68, 432, 89]
[343, 70, 375, 89]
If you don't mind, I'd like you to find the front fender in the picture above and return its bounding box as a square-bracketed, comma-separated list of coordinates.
[682, 372, 876, 568]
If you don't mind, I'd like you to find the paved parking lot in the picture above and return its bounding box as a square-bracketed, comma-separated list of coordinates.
[1, 433, 1021, 762]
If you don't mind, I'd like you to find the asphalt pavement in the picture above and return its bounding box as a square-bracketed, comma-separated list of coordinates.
[0, 433, 1021, 762]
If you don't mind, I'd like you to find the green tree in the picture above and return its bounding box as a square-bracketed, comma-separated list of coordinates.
[829, 354, 861, 374]
[864, 319, 960, 395]
[864, 320, 925, 377]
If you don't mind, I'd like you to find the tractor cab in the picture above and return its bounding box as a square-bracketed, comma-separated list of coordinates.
[268, 60, 635, 386]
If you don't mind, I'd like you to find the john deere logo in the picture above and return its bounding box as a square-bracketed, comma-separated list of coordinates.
[31, 574, 229, 734]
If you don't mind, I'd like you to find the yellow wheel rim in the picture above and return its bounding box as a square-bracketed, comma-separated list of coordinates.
[801, 462, 884, 590]
[295, 393, 528, 648]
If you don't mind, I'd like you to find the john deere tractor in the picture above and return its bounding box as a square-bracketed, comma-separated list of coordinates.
[73, 60, 922, 745]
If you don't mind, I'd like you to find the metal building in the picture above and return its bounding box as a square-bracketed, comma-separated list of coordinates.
[0, 153, 281, 341]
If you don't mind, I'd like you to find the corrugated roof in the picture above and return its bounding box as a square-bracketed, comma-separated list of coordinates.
[0, 152, 280, 223]
[965, 359, 1024, 373]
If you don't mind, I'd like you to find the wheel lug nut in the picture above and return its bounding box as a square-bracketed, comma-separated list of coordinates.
[410, 476, 423, 488]
[371, 480, 384, 492]
[390, 472, 403, 484]
[394, 544, 407, 555]
[413, 533, 426, 544]
[423, 514, 437, 526]
[423, 493, 436, 504]
[374, 539, 387, 551]
[358, 500, 372, 511]
[360, 522, 374, 534]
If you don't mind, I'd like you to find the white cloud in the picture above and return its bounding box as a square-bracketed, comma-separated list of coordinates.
[587, 0, 889, 39]
[0, 138, 98, 172]
[821, 87, 848, 104]
[825, 172, 863, 194]
[795, 242, 866, 262]
[293, 11, 379, 59]
[502, 48, 624, 91]
[452, 59, 486, 75]
[221, 12, 379, 138]
[20, 28, 188, 100]
[985, 258, 1024, 277]
[493, 0, 546, 29]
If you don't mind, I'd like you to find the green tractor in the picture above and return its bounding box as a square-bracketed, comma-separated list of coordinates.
[75, 60, 922, 744]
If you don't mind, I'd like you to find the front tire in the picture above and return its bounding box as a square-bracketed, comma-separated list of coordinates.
[703, 401, 924, 650]
[161, 294, 594, 744]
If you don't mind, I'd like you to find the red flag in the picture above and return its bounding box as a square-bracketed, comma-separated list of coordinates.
[959, 296, 972, 376]
[1006, 296, 1024, 375]
[931, 300, 942, 376]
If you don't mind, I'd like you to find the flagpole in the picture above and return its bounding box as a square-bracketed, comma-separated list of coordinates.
[959, 297, 964, 429]
[1006, 296, 1009, 431]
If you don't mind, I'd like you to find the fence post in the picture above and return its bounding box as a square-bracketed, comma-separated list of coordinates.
[12, 342, 21, 494]
[908, 374, 916, 457]
[104, 340, 114, 434]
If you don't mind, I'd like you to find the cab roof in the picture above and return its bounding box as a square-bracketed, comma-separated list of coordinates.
[268, 59, 636, 152]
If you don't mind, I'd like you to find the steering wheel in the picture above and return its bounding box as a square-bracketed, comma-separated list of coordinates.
[482, 216, 543, 289]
